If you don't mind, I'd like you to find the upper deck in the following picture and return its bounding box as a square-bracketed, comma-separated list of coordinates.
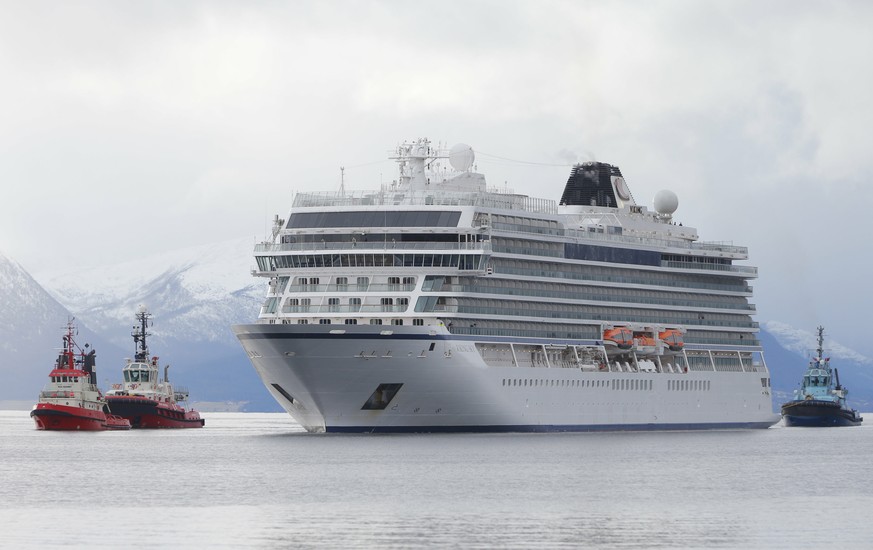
[257, 138, 755, 281]
[293, 188, 558, 215]
[277, 192, 748, 262]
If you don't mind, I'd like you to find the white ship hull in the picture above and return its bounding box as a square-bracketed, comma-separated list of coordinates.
[234, 324, 778, 432]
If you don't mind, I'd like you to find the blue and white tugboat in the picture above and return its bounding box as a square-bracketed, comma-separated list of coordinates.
[781, 327, 863, 427]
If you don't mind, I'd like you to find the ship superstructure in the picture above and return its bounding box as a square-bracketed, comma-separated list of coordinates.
[233, 139, 777, 432]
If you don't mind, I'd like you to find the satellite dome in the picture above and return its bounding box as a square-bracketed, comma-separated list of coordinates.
[449, 143, 475, 172]
[654, 189, 679, 215]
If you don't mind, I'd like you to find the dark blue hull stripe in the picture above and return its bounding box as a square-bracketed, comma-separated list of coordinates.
[324, 421, 777, 434]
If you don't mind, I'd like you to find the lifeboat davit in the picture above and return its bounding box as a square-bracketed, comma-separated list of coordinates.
[603, 327, 633, 350]
[659, 329, 684, 352]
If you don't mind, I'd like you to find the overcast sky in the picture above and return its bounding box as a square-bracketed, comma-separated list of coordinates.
[2, 1, 872, 354]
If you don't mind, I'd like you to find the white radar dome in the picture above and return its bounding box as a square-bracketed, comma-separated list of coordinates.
[654, 189, 679, 215]
[449, 143, 475, 172]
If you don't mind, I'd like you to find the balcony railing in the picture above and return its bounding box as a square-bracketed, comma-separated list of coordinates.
[255, 241, 490, 253]
[292, 190, 558, 214]
[661, 260, 758, 275]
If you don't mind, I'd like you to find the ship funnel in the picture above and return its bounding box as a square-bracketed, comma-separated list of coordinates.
[84, 348, 97, 385]
[164, 364, 170, 383]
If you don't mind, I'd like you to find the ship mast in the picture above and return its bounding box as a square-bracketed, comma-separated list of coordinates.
[58, 318, 81, 370]
[61, 319, 75, 370]
[815, 326, 825, 363]
[132, 305, 152, 362]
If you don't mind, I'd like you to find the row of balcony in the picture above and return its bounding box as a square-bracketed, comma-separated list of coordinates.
[255, 241, 490, 253]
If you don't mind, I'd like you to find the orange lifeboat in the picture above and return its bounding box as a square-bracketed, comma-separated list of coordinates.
[633, 332, 657, 353]
[603, 327, 633, 350]
[659, 329, 684, 352]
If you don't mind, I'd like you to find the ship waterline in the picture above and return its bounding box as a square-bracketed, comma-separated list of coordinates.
[234, 138, 777, 432]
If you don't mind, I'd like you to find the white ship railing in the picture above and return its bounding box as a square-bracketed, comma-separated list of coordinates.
[286, 283, 416, 293]
[661, 260, 757, 275]
[255, 241, 491, 253]
[431, 305, 760, 329]
[495, 265, 752, 294]
[293, 190, 558, 214]
[432, 283, 757, 311]
[559, 228, 748, 256]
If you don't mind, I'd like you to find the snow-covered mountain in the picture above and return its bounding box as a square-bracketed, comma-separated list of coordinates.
[36, 237, 263, 345]
[0, 250, 124, 403]
[30, 237, 279, 411]
[763, 321, 872, 366]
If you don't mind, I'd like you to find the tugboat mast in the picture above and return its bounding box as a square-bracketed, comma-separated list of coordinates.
[815, 326, 825, 362]
[59, 319, 76, 370]
[132, 305, 152, 362]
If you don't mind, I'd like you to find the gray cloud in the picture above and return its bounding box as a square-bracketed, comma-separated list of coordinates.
[1, 0, 872, 353]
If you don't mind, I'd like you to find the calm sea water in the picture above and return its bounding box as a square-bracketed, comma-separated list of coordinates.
[1, 411, 871, 549]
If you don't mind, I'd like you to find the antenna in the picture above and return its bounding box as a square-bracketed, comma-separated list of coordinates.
[339, 166, 345, 197]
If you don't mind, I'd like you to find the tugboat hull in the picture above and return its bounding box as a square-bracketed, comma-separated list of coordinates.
[30, 404, 108, 431]
[106, 396, 205, 428]
[781, 400, 863, 427]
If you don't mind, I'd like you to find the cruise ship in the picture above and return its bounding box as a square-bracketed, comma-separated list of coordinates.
[233, 139, 778, 432]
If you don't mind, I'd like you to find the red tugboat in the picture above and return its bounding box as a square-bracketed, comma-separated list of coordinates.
[31, 320, 131, 431]
[105, 306, 205, 429]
